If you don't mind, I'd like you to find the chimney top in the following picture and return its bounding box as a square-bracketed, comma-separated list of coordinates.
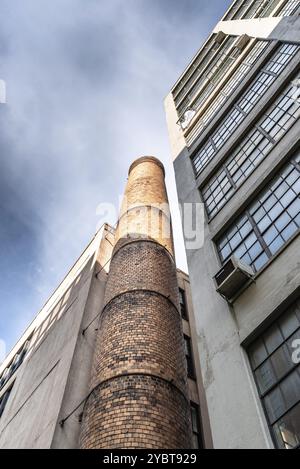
[128, 156, 165, 177]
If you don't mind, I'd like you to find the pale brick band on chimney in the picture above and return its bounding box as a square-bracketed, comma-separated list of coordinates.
[79, 156, 192, 449]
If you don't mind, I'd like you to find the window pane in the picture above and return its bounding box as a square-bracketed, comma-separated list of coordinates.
[264, 324, 284, 354]
[191, 406, 199, 432]
[249, 300, 300, 449]
[185, 336, 195, 379]
[0, 388, 12, 418]
[193, 44, 299, 175]
[192, 434, 200, 449]
[270, 344, 294, 381]
[263, 367, 300, 423]
[179, 288, 188, 319]
[280, 369, 300, 411]
[255, 360, 277, 394]
[273, 402, 300, 449]
[264, 387, 286, 423]
[216, 152, 300, 272]
[202, 70, 300, 217]
[254, 252, 269, 271]
[249, 338, 268, 369]
[190, 404, 203, 449]
[279, 309, 300, 339]
[287, 329, 300, 355]
[269, 234, 285, 255]
[278, 0, 300, 17]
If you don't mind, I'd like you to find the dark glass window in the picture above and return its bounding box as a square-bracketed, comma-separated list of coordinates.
[216, 152, 300, 273]
[244, 0, 281, 18]
[190, 403, 204, 449]
[184, 335, 196, 379]
[224, 0, 248, 20]
[260, 0, 282, 17]
[0, 337, 31, 392]
[278, 0, 300, 17]
[179, 288, 188, 320]
[172, 35, 217, 103]
[224, 0, 294, 20]
[230, 0, 254, 19]
[248, 299, 300, 449]
[186, 43, 241, 115]
[175, 37, 236, 116]
[188, 40, 269, 143]
[0, 386, 13, 419]
[192, 43, 299, 176]
[202, 72, 300, 218]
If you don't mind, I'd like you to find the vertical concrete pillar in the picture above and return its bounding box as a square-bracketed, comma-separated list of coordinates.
[80, 156, 192, 449]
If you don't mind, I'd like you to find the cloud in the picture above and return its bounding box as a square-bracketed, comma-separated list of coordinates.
[0, 0, 232, 351]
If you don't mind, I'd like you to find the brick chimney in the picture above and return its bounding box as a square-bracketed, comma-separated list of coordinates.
[80, 156, 192, 449]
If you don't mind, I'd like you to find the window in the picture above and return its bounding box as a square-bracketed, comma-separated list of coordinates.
[244, 0, 269, 18]
[178, 38, 244, 122]
[216, 152, 300, 273]
[0, 337, 31, 392]
[179, 288, 188, 320]
[278, 0, 300, 17]
[259, 0, 282, 16]
[176, 37, 236, 117]
[224, 0, 288, 19]
[224, 0, 247, 19]
[243, 0, 283, 18]
[230, 0, 254, 19]
[173, 35, 227, 107]
[202, 72, 300, 218]
[187, 40, 269, 142]
[192, 43, 299, 176]
[184, 335, 196, 379]
[190, 403, 204, 449]
[0, 386, 13, 419]
[172, 35, 217, 101]
[248, 299, 300, 449]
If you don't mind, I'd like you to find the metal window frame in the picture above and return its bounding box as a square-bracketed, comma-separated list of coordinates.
[0, 336, 31, 392]
[216, 154, 300, 272]
[179, 288, 188, 321]
[190, 401, 205, 449]
[172, 34, 217, 100]
[191, 43, 299, 177]
[224, 0, 292, 20]
[201, 71, 300, 218]
[0, 385, 13, 419]
[248, 301, 300, 449]
[278, 0, 300, 16]
[175, 36, 237, 116]
[184, 335, 196, 380]
[177, 37, 248, 118]
[224, 0, 246, 20]
[186, 40, 270, 144]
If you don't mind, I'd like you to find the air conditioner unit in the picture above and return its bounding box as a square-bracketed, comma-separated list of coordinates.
[214, 256, 254, 302]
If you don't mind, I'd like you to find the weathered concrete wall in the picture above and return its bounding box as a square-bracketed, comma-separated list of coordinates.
[0, 226, 114, 449]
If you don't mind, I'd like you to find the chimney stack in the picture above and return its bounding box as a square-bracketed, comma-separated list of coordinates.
[80, 156, 192, 449]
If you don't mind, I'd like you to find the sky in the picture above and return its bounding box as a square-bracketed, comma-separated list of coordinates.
[0, 0, 232, 356]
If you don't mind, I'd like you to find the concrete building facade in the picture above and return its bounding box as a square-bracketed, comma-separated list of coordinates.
[165, 0, 300, 450]
[0, 157, 207, 449]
